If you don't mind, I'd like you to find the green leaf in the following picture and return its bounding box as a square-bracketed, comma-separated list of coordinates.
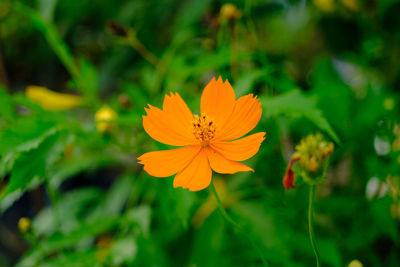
[125, 205, 151, 237]
[17, 217, 119, 267]
[174, 0, 213, 31]
[33, 188, 103, 236]
[76, 58, 99, 98]
[261, 90, 340, 143]
[110, 236, 138, 265]
[101, 176, 134, 216]
[0, 119, 57, 177]
[0, 119, 56, 156]
[0, 85, 15, 121]
[36, 249, 100, 267]
[1, 131, 62, 199]
[234, 70, 264, 96]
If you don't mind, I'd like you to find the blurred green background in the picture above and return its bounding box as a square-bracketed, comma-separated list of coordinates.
[0, 0, 399, 266]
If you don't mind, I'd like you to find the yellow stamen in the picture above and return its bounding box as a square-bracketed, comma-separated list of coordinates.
[192, 113, 216, 148]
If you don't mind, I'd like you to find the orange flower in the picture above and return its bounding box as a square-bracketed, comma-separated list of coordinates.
[138, 77, 265, 191]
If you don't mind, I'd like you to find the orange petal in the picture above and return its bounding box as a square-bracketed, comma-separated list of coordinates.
[200, 77, 236, 130]
[173, 149, 212, 191]
[206, 148, 253, 174]
[162, 92, 194, 138]
[143, 100, 196, 146]
[138, 145, 201, 177]
[214, 94, 262, 141]
[211, 132, 266, 161]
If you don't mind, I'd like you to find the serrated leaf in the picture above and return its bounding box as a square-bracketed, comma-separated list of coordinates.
[0, 119, 58, 177]
[1, 131, 62, 199]
[261, 90, 340, 143]
[0, 119, 57, 156]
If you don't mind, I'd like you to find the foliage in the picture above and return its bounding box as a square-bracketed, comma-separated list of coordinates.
[0, 0, 399, 266]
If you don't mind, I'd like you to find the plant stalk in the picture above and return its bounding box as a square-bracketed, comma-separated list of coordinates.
[210, 180, 268, 266]
[308, 184, 321, 267]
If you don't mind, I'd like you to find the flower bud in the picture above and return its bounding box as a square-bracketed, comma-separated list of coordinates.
[283, 133, 334, 189]
[220, 3, 241, 21]
[313, 0, 335, 12]
[283, 156, 300, 189]
[106, 21, 130, 37]
[348, 259, 363, 267]
[18, 217, 31, 233]
[95, 105, 118, 133]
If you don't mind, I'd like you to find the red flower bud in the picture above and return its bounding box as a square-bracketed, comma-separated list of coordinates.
[283, 157, 300, 189]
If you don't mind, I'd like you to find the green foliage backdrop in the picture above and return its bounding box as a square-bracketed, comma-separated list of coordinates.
[0, 0, 399, 266]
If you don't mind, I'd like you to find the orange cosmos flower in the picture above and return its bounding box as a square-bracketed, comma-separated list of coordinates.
[138, 76, 265, 191]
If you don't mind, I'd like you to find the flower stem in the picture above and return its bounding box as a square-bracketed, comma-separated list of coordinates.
[210, 180, 268, 266]
[308, 184, 321, 267]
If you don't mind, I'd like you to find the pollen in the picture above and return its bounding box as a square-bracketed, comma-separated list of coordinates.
[192, 113, 216, 147]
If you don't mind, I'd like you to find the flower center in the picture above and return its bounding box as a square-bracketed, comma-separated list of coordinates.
[192, 113, 216, 148]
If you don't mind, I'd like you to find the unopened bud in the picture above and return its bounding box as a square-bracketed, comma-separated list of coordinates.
[106, 21, 130, 37]
[95, 105, 118, 133]
[18, 217, 31, 233]
[348, 259, 363, 267]
[220, 3, 241, 20]
[118, 93, 131, 109]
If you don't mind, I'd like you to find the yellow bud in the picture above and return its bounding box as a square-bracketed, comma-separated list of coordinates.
[348, 259, 363, 267]
[313, 0, 335, 12]
[26, 86, 83, 111]
[340, 0, 359, 11]
[95, 106, 118, 133]
[220, 3, 241, 20]
[383, 98, 395, 111]
[18, 217, 31, 233]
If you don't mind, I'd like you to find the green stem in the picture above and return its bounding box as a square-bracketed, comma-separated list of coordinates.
[210, 180, 268, 266]
[308, 185, 321, 267]
[44, 176, 67, 257]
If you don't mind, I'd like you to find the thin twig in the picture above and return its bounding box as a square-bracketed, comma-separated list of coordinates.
[308, 184, 321, 267]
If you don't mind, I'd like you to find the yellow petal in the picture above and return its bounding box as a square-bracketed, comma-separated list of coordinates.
[214, 93, 262, 141]
[211, 132, 266, 161]
[26, 85, 82, 111]
[138, 145, 201, 177]
[206, 147, 253, 174]
[173, 149, 212, 191]
[200, 77, 236, 130]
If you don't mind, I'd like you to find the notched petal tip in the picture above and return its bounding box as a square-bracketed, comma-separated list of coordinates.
[138, 146, 201, 178]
